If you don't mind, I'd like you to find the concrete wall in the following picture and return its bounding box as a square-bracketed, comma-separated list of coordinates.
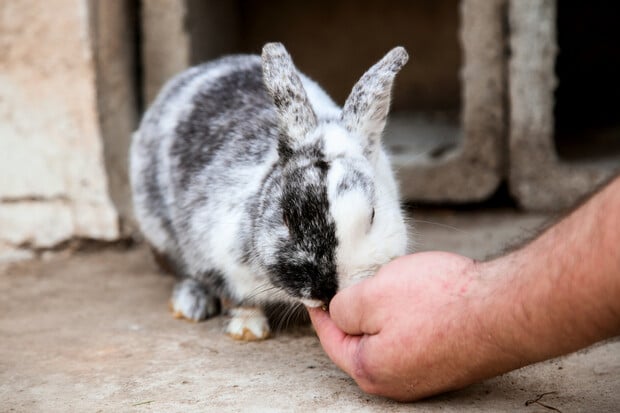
[0, 0, 137, 261]
[93, 0, 139, 235]
[508, 0, 619, 210]
[141, 0, 240, 106]
[141, 0, 190, 106]
[395, 0, 506, 202]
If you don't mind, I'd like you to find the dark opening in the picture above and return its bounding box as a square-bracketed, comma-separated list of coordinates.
[554, 2, 620, 162]
[132, 0, 144, 113]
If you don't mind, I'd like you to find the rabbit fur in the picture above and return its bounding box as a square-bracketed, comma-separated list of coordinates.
[130, 43, 409, 340]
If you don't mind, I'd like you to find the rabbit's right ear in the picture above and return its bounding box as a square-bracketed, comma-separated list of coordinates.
[262, 43, 317, 154]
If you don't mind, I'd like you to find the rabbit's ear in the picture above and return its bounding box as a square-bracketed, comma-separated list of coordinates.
[341, 47, 408, 161]
[262, 43, 317, 149]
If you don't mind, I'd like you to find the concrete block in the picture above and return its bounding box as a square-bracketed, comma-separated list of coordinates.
[0, 245, 35, 265]
[140, 0, 191, 106]
[0, 0, 124, 254]
[508, 0, 620, 211]
[0, 201, 74, 248]
[394, 0, 506, 202]
[92, 0, 140, 234]
[141, 0, 240, 106]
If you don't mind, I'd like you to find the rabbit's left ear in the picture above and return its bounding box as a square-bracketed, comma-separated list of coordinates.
[262, 43, 317, 152]
[341, 47, 408, 161]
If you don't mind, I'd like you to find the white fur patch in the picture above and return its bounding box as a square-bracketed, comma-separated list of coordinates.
[320, 123, 364, 160]
[327, 150, 408, 291]
[300, 74, 341, 119]
[332, 190, 373, 239]
[226, 307, 271, 341]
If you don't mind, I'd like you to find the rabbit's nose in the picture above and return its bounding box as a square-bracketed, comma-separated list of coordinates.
[314, 290, 334, 310]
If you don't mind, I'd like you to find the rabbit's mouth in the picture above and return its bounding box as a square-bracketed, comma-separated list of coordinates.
[300, 298, 323, 308]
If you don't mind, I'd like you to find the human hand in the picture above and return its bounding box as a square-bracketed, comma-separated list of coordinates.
[309, 252, 515, 401]
[310, 177, 620, 401]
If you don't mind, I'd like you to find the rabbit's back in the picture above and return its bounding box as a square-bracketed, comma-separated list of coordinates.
[131, 55, 280, 274]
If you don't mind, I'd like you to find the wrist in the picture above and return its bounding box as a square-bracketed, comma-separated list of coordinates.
[417, 258, 531, 390]
[460, 258, 534, 380]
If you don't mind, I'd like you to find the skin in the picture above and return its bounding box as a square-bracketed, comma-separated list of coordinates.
[309, 175, 620, 401]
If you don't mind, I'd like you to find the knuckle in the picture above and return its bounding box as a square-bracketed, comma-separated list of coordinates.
[357, 378, 381, 396]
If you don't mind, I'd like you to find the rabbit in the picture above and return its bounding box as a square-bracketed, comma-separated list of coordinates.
[130, 42, 409, 341]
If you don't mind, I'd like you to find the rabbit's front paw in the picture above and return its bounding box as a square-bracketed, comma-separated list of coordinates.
[170, 279, 220, 321]
[226, 307, 270, 341]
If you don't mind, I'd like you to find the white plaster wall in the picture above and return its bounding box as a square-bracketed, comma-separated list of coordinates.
[0, 0, 119, 261]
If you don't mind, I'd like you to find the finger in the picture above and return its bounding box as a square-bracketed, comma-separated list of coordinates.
[307, 307, 363, 377]
[329, 278, 380, 336]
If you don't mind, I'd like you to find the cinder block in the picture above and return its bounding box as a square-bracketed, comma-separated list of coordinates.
[0, 0, 137, 258]
[93, 0, 139, 234]
[141, 0, 191, 106]
[508, 0, 620, 211]
[394, 0, 506, 203]
[141, 0, 239, 106]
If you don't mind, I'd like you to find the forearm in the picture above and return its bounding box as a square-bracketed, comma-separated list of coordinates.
[482, 176, 620, 366]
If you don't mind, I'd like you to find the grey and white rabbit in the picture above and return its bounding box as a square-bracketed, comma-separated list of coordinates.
[130, 43, 409, 340]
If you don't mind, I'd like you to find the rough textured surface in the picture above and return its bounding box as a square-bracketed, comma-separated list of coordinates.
[2, 209, 619, 412]
[395, 0, 505, 202]
[140, 0, 240, 107]
[141, 0, 190, 105]
[186, 0, 240, 65]
[0, 0, 119, 260]
[508, 0, 620, 211]
[92, 0, 139, 234]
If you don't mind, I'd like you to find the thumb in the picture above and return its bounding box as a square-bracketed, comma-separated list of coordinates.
[308, 307, 362, 378]
[329, 276, 381, 336]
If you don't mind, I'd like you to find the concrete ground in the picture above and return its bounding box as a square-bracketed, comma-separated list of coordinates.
[1, 208, 619, 412]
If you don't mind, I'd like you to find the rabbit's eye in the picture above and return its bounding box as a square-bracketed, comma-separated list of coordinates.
[370, 208, 375, 225]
